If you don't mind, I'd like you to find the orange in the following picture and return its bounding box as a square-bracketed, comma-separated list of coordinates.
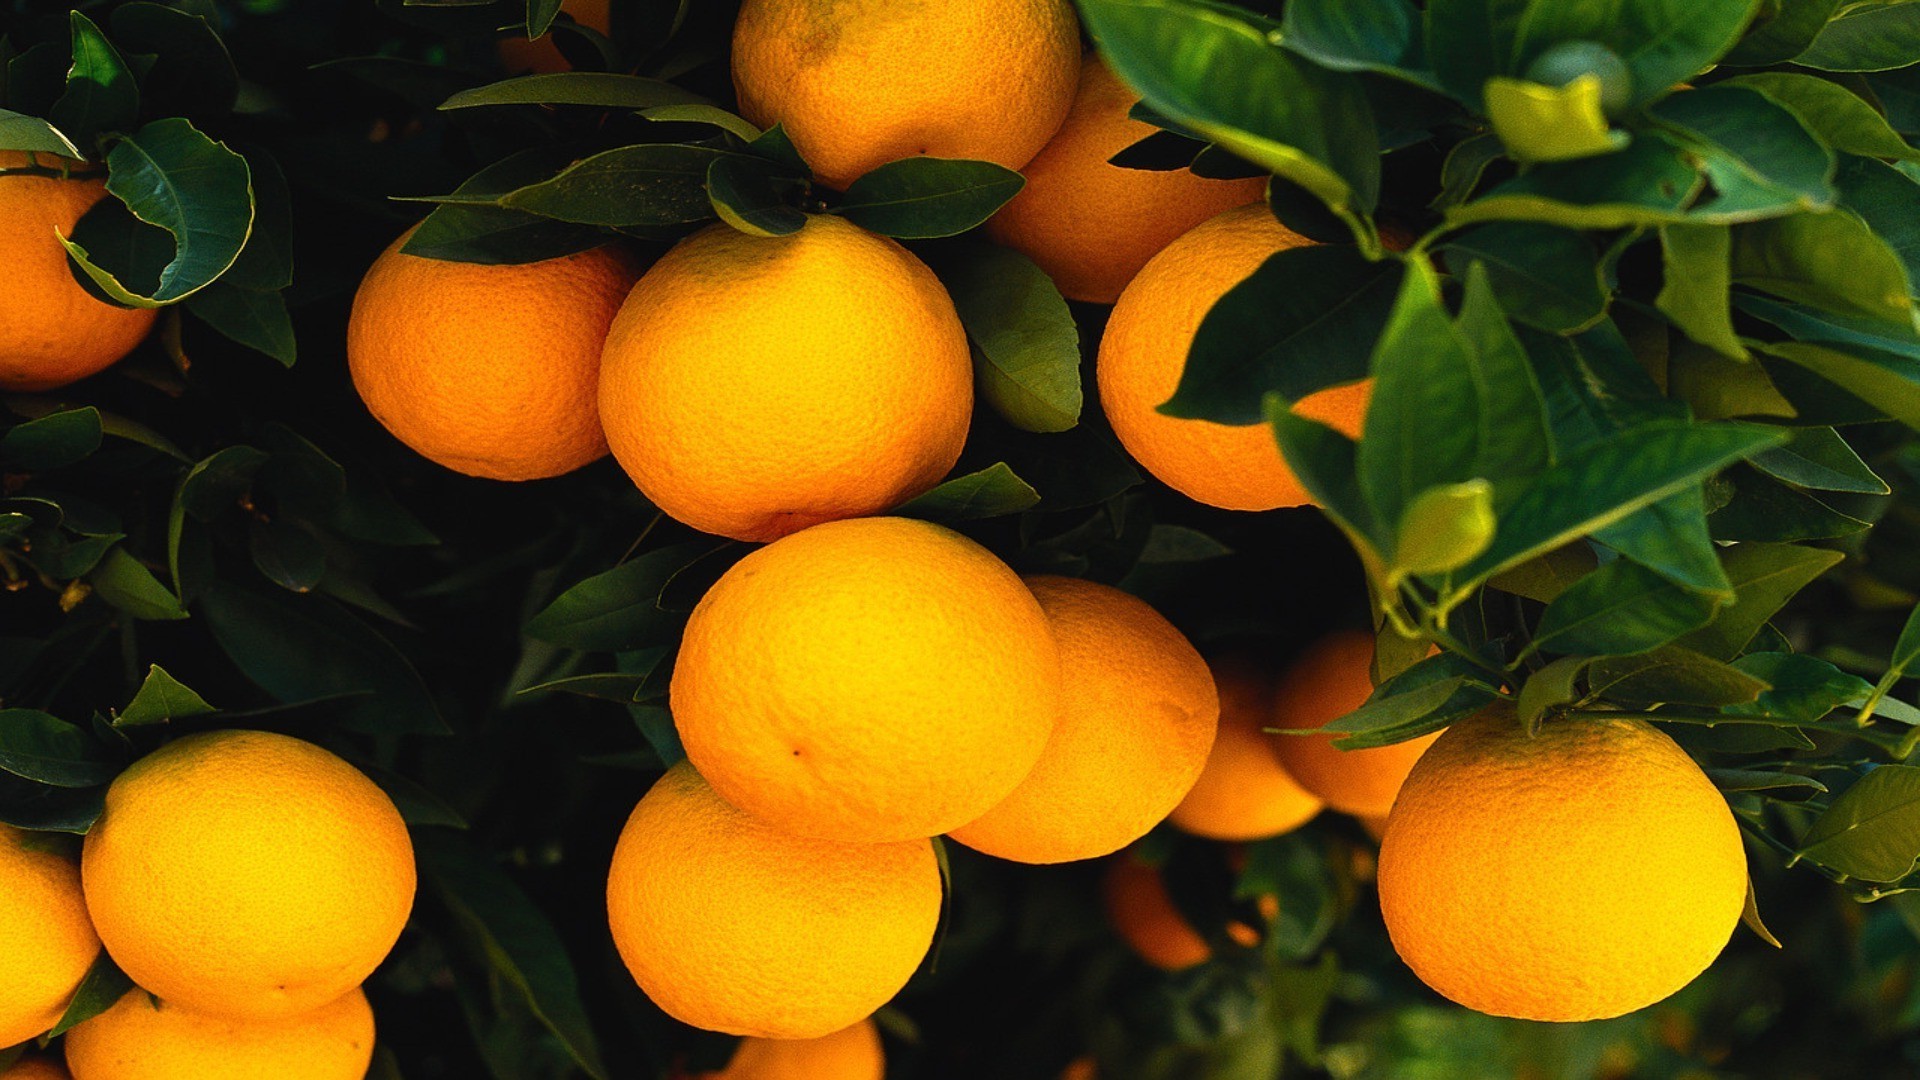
[607, 763, 941, 1039]
[950, 577, 1217, 864]
[985, 56, 1267, 303]
[81, 731, 415, 1021]
[1097, 204, 1371, 510]
[1269, 631, 1440, 819]
[1060, 1058, 1097, 1080]
[691, 1018, 884, 1080]
[63, 987, 374, 1080]
[0, 825, 100, 1048]
[0, 152, 156, 392]
[1378, 710, 1748, 1022]
[671, 517, 1060, 842]
[1102, 849, 1276, 971]
[731, 0, 1081, 190]
[347, 228, 642, 480]
[599, 216, 972, 541]
[498, 0, 610, 74]
[1169, 656, 1323, 840]
[1, 1057, 68, 1080]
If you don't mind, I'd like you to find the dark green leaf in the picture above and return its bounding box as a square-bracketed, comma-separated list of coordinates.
[1796, 765, 1920, 881]
[116, 664, 215, 727]
[1731, 210, 1912, 330]
[1649, 86, 1836, 222]
[1677, 541, 1844, 660]
[438, 72, 708, 110]
[1666, 340, 1795, 420]
[1510, 0, 1760, 107]
[1534, 557, 1722, 657]
[404, 148, 611, 265]
[1732, 651, 1873, 721]
[1833, 154, 1920, 290]
[1589, 644, 1771, 707]
[895, 463, 1040, 521]
[1749, 426, 1888, 493]
[185, 283, 296, 366]
[1518, 655, 1589, 726]
[108, 2, 238, 117]
[358, 762, 468, 829]
[524, 542, 714, 651]
[1726, 72, 1920, 162]
[705, 154, 806, 238]
[1657, 224, 1745, 359]
[1278, 0, 1431, 86]
[1455, 264, 1554, 486]
[1439, 223, 1606, 332]
[1448, 135, 1701, 230]
[1707, 767, 1825, 797]
[221, 151, 294, 291]
[48, 953, 132, 1038]
[1796, 1, 1920, 72]
[1322, 652, 1501, 749]
[1591, 487, 1734, 597]
[486, 144, 725, 230]
[0, 108, 81, 156]
[0, 709, 118, 786]
[249, 517, 327, 593]
[932, 244, 1081, 432]
[1722, 0, 1843, 66]
[1356, 264, 1481, 531]
[833, 157, 1023, 239]
[1758, 341, 1920, 432]
[1709, 465, 1874, 541]
[89, 546, 188, 620]
[2, 407, 102, 471]
[49, 12, 138, 151]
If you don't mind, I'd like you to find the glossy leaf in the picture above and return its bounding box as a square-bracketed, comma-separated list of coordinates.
[1588, 644, 1771, 707]
[48, 954, 133, 1038]
[1448, 135, 1701, 230]
[1439, 223, 1606, 333]
[0, 109, 82, 156]
[833, 157, 1024, 239]
[1455, 264, 1554, 486]
[116, 664, 215, 727]
[1726, 72, 1920, 163]
[438, 72, 708, 110]
[1796, 1, 1920, 72]
[524, 542, 715, 651]
[1278, 0, 1432, 86]
[933, 244, 1081, 433]
[1749, 426, 1887, 493]
[0, 709, 118, 787]
[1510, 0, 1760, 107]
[896, 463, 1040, 521]
[484, 144, 727, 230]
[1796, 765, 1920, 882]
[405, 149, 611, 265]
[1677, 542, 1845, 660]
[1591, 487, 1733, 597]
[1721, 0, 1843, 66]
[185, 283, 296, 366]
[1759, 341, 1920, 432]
[49, 12, 138, 152]
[1533, 557, 1721, 657]
[1731, 210, 1912, 331]
[1649, 86, 1835, 223]
[706, 154, 806, 238]
[2, 407, 102, 471]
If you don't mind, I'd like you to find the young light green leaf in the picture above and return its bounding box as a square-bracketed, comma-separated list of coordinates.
[1392, 479, 1495, 579]
[895, 463, 1040, 522]
[1731, 210, 1912, 331]
[833, 157, 1024, 239]
[1517, 655, 1589, 728]
[116, 664, 215, 727]
[1657, 224, 1745, 359]
[1483, 76, 1627, 164]
[1796, 765, 1920, 882]
[932, 244, 1081, 432]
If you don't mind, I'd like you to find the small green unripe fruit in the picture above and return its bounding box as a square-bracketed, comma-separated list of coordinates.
[1524, 40, 1634, 115]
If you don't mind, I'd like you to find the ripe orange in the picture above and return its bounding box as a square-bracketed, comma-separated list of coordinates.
[731, 0, 1081, 190]
[1169, 655, 1323, 841]
[1269, 631, 1440, 819]
[985, 56, 1267, 303]
[691, 1018, 884, 1080]
[0, 152, 157, 392]
[81, 731, 415, 1021]
[498, 0, 610, 74]
[346, 229, 642, 481]
[607, 763, 941, 1039]
[1378, 710, 1748, 1022]
[1102, 849, 1276, 971]
[1097, 204, 1371, 510]
[671, 516, 1061, 842]
[598, 216, 972, 541]
[0, 825, 101, 1049]
[63, 987, 374, 1080]
[0, 1057, 67, 1080]
[949, 577, 1217, 864]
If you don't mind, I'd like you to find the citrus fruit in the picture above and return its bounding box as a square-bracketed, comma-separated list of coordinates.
[0, 825, 101, 1049]
[730, 0, 1080, 190]
[0, 152, 157, 392]
[63, 986, 374, 1080]
[1269, 631, 1440, 819]
[1169, 655, 1323, 841]
[1102, 849, 1276, 971]
[599, 216, 972, 541]
[671, 516, 1060, 842]
[1377, 710, 1748, 1022]
[607, 763, 941, 1039]
[347, 228, 642, 481]
[81, 730, 416, 1021]
[691, 1018, 884, 1080]
[985, 56, 1266, 304]
[1097, 203, 1371, 510]
[498, 0, 609, 74]
[950, 576, 1217, 864]
[0, 1057, 67, 1080]
[1524, 40, 1633, 114]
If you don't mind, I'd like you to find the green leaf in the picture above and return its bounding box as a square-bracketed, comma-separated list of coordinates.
[184, 283, 296, 367]
[1757, 341, 1920, 432]
[220, 151, 294, 292]
[1392, 480, 1495, 578]
[1796, 765, 1920, 882]
[1277, 0, 1432, 87]
[1433, 131, 1507, 211]
[1731, 210, 1913, 330]
[524, 542, 715, 651]
[1648, 86, 1836, 223]
[60, 118, 253, 306]
[1589, 644, 1772, 707]
[1666, 340, 1795, 420]
[895, 463, 1039, 522]
[116, 664, 215, 727]
[1439, 223, 1606, 333]
[1725, 72, 1920, 163]
[403, 150, 611, 265]
[1591, 486, 1734, 597]
[1487, 544, 1600, 603]
[89, 546, 188, 620]
[1510, 0, 1761, 108]
[1457, 421, 1786, 583]
[1749, 426, 1887, 493]
[1708, 465, 1873, 541]
[1322, 653, 1502, 749]
[437, 72, 708, 110]
[167, 444, 269, 593]
[1533, 557, 1722, 657]
[48, 953, 132, 1038]
[1677, 541, 1844, 660]
[1484, 75, 1627, 164]
[108, 2, 238, 117]
[2, 407, 102, 470]
[832, 157, 1023, 239]
[358, 762, 469, 830]
[1455, 264, 1555, 486]
[1448, 135, 1702, 230]
[1796, 1, 1920, 72]
[1518, 655, 1590, 727]
[249, 517, 327, 593]
[706, 155, 806, 238]
[1833, 154, 1920, 291]
[0, 709, 118, 787]
[640, 103, 761, 143]
[1081, 0, 1381, 224]
[0, 108, 82, 156]
[932, 244, 1081, 433]
[49, 12, 138, 152]
[476, 144, 726, 231]
[418, 832, 610, 1080]
[1722, 0, 1843, 66]
[1732, 651, 1873, 722]
[1657, 224, 1745, 359]
[1166, 244, 1401, 423]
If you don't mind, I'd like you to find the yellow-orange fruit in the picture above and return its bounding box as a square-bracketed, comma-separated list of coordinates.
[1268, 631, 1439, 819]
[1169, 656, 1323, 840]
[731, 0, 1081, 190]
[607, 764, 941, 1039]
[599, 217, 972, 541]
[986, 56, 1266, 303]
[1102, 853, 1210, 971]
[81, 731, 415, 1021]
[693, 1018, 884, 1080]
[1060, 1058, 1097, 1080]
[0, 152, 156, 391]
[671, 517, 1061, 842]
[1097, 204, 1371, 510]
[347, 229, 641, 480]
[1378, 711, 1748, 1022]
[498, 0, 610, 73]
[63, 987, 374, 1080]
[1, 1057, 68, 1080]
[0, 825, 101, 1048]
[950, 577, 1217, 864]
